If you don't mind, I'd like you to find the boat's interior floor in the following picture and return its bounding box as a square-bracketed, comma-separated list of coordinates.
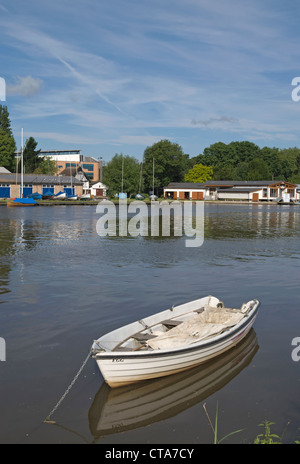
[113, 304, 249, 352]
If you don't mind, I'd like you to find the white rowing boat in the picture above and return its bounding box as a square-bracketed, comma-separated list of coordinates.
[89, 329, 258, 437]
[92, 295, 259, 388]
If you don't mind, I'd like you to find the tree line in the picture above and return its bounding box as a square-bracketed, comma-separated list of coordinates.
[103, 140, 300, 196]
[1, 105, 300, 193]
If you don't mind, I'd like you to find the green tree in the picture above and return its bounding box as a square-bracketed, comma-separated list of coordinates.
[259, 147, 282, 179]
[0, 105, 13, 136]
[228, 141, 261, 165]
[0, 129, 17, 171]
[103, 154, 141, 196]
[212, 163, 236, 180]
[235, 161, 249, 180]
[33, 157, 56, 175]
[0, 105, 16, 171]
[185, 163, 213, 183]
[278, 147, 300, 181]
[143, 139, 188, 192]
[23, 137, 42, 173]
[246, 158, 271, 180]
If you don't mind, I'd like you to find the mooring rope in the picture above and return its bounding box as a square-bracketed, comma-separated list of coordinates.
[43, 348, 93, 424]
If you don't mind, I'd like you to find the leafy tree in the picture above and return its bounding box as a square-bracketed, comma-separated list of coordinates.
[0, 105, 13, 136]
[143, 139, 188, 192]
[278, 147, 300, 181]
[23, 137, 42, 173]
[259, 147, 281, 179]
[0, 128, 17, 171]
[200, 141, 261, 171]
[33, 157, 56, 175]
[235, 161, 249, 180]
[229, 141, 261, 165]
[0, 105, 16, 171]
[246, 158, 271, 180]
[212, 163, 236, 180]
[102, 153, 141, 196]
[185, 163, 213, 183]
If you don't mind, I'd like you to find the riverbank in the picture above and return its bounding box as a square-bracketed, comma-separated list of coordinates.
[0, 199, 299, 206]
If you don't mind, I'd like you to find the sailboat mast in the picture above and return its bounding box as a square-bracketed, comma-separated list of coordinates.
[153, 157, 155, 196]
[121, 156, 124, 193]
[139, 162, 143, 193]
[21, 128, 24, 199]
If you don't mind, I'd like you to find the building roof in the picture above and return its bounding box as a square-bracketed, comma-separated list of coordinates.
[0, 173, 83, 185]
[166, 182, 206, 189]
[84, 156, 99, 163]
[0, 167, 11, 174]
[204, 180, 291, 187]
[218, 187, 261, 193]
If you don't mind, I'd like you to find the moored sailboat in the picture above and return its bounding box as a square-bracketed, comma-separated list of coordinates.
[7, 129, 37, 208]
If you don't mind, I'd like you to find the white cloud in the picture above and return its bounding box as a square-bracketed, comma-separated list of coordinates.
[7, 76, 43, 97]
[30, 131, 96, 145]
[116, 135, 165, 146]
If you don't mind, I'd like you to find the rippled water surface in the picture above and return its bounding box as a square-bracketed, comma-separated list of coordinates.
[0, 203, 300, 444]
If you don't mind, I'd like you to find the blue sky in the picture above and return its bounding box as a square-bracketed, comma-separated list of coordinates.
[1, 0, 300, 162]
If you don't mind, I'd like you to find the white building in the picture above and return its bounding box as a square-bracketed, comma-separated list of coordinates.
[85, 181, 107, 197]
[164, 180, 298, 202]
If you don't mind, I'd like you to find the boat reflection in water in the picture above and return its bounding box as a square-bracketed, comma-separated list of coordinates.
[89, 329, 258, 439]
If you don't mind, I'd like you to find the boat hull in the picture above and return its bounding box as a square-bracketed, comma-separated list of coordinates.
[94, 298, 259, 388]
[7, 199, 38, 207]
[89, 330, 258, 437]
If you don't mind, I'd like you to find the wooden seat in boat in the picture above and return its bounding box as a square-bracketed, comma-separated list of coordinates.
[161, 319, 183, 329]
[132, 332, 157, 342]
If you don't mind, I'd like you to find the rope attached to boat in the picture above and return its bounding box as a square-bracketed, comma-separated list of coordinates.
[43, 348, 93, 424]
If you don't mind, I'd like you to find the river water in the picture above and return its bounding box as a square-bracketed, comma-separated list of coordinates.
[0, 203, 299, 444]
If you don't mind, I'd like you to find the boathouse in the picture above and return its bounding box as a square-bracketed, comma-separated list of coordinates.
[0, 172, 83, 199]
[164, 180, 298, 202]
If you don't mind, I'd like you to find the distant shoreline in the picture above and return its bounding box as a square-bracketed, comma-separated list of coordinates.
[0, 199, 299, 207]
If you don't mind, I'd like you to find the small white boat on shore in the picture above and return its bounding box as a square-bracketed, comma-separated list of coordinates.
[92, 295, 259, 388]
[54, 191, 67, 199]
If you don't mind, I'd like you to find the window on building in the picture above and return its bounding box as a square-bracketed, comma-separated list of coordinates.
[85, 172, 94, 179]
[270, 188, 278, 197]
[82, 164, 94, 172]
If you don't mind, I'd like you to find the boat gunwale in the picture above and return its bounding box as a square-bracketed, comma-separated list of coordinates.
[94, 300, 260, 360]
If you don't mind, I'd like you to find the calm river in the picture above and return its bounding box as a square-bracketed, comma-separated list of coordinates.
[0, 203, 299, 444]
